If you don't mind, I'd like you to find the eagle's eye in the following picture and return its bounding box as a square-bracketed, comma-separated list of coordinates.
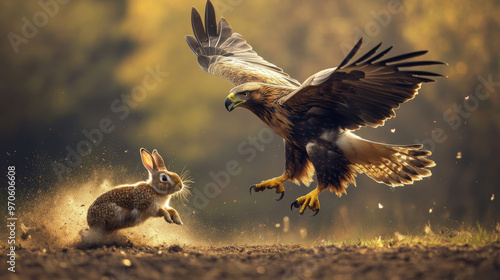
[241, 91, 249, 98]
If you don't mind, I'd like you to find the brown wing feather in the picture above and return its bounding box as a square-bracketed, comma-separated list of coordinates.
[279, 38, 445, 130]
[185, 0, 300, 87]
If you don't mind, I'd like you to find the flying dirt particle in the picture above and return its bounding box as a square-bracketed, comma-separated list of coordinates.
[491, 194, 495, 201]
[429, 208, 433, 213]
[275, 223, 281, 228]
[378, 203, 383, 209]
[158, 250, 163, 255]
[456, 152, 462, 159]
[390, 128, 396, 133]
[300, 228, 307, 239]
[122, 259, 132, 267]
[256, 266, 266, 274]
[283, 216, 290, 233]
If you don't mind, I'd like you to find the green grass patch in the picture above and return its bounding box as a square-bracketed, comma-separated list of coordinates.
[327, 222, 500, 248]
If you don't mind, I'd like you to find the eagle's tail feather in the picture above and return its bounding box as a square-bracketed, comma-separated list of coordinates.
[337, 132, 435, 187]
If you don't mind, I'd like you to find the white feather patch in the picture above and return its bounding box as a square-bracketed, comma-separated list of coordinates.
[336, 131, 384, 164]
[320, 130, 336, 142]
[305, 142, 316, 154]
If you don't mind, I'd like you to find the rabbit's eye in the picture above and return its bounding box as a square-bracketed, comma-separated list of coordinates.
[160, 174, 168, 182]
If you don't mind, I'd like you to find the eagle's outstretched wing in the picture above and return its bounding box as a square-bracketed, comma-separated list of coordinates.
[279, 38, 446, 130]
[185, 0, 300, 87]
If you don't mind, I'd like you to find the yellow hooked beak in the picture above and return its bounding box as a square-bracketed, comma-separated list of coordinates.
[225, 93, 245, 112]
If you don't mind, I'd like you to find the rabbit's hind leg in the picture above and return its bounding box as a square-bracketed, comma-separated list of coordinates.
[88, 202, 110, 231]
[88, 202, 128, 232]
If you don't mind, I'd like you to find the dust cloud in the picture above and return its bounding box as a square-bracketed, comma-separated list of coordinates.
[18, 171, 202, 250]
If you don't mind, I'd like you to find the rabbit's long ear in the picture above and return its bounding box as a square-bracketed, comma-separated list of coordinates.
[152, 149, 167, 170]
[140, 148, 156, 173]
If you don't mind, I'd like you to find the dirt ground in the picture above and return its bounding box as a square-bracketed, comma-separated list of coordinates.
[1, 242, 499, 280]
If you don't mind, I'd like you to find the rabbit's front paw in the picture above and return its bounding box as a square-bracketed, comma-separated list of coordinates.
[161, 208, 183, 225]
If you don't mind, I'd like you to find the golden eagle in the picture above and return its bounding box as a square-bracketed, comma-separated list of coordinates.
[186, 1, 444, 215]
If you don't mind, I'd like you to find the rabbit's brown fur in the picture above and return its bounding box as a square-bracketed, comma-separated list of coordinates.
[87, 148, 184, 232]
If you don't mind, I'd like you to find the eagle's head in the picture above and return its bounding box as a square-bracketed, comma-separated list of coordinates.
[224, 82, 267, 112]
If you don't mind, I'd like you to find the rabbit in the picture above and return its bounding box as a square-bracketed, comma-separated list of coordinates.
[87, 148, 187, 232]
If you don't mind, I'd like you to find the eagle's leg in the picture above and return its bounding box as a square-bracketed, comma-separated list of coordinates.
[249, 173, 288, 201]
[291, 186, 323, 216]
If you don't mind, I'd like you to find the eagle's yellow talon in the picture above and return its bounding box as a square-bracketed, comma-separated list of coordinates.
[300, 202, 308, 215]
[250, 174, 288, 200]
[292, 188, 321, 216]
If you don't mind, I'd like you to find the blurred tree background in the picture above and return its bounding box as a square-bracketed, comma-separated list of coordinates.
[1, 0, 499, 243]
